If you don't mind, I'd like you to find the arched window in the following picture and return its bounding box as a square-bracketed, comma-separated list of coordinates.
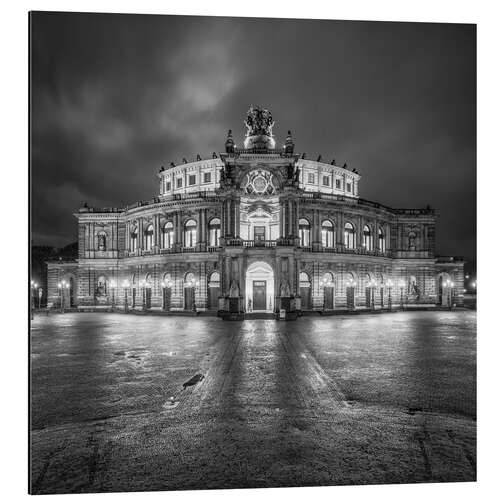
[378, 227, 386, 252]
[184, 272, 196, 285]
[144, 224, 154, 251]
[299, 272, 311, 287]
[363, 224, 373, 251]
[209, 218, 221, 247]
[162, 221, 174, 249]
[299, 218, 310, 247]
[184, 219, 197, 248]
[130, 227, 138, 252]
[344, 222, 356, 249]
[321, 220, 334, 248]
[408, 232, 416, 250]
[208, 271, 220, 286]
[322, 272, 334, 286]
[97, 231, 107, 251]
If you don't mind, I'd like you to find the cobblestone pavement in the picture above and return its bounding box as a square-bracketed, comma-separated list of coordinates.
[30, 311, 476, 493]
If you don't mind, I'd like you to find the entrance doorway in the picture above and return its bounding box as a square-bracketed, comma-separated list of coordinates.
[245, 261, 274, 312]
[253, 281, 267, 310]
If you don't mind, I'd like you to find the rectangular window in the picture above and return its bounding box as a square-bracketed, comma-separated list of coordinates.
[307, 173, 315, 184]
[346, 183, 352, 192]
[322, 176, 330, 186]
[335, 179, 341, 189]
[203, 172, 211, 183]
[176, 177, 182, 188]
[165, 181, 171, 191]
[188, 174, 196, 186]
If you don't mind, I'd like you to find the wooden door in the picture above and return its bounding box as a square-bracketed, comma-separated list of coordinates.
[254, 226, 265, 245]
[300, 287, 311, 310]
[253, 281, 266, 310]
[184, 287, 195, 310]
[162, 287, 171, 311]
[346, 287, 355, 310]
[208, 287, 220, 310]
[324, 286, 334, 309]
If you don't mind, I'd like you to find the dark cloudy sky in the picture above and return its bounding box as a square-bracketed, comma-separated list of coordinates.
[31, 12, 476, 261]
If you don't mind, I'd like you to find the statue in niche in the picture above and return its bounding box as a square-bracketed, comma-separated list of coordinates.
[229, 280, 240, 298]
[280, 279, 291, 297]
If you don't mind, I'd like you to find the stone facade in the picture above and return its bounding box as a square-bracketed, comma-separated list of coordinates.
[46, 106, 464, 315]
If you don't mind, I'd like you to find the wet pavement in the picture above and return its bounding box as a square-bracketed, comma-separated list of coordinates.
[30, 311, 476, 493]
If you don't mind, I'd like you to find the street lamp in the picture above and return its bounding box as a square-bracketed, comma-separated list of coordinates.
[443, 279, 454, 310]
[122, 279, 130, 312]
[369, 279, 377, 310]
[345, 276, 356, 311]
[398, 280, 405, 310]
[161, 278, 173, 311]
[57, 280, 69, 313]
[30, 280, 38, 318]
[186, 277, 200, 312]
[109, 279, 117, 311]
[386, 279, 394, 311]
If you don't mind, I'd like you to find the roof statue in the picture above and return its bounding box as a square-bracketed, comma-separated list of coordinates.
[243, 105, 276, 150]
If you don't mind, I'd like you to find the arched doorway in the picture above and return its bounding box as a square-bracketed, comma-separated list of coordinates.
[322, 272, 335, 310]
[162, 273, 173, 311]
[245, 261, 274, 312]
[207, 271, 221, 310]
[299, 272, 312, 310]
[184, 272, 196, 311]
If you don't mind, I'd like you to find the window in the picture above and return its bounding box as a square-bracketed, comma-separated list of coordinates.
[335, 179, 341, 189]
[299, 272, 311, 287]
[176, 177, 183, 188]
[344, 222, 355, 249]
[346, 182, 352, 193]
[97, 231, 107, 251]
[307, 173, 315, 184]
[184, 219, 197, 247]
[162, 221, 174, 248]
[188, 174, 196, 186]
[378, 227, 386, 252]
[321, 220, 335, 247]
[209, 218, 221, 247]
[130, 227, 138, 252]
[203, 172, 211, 183]
[165, 181, 171, 191]
[299, 218, 310, 247]
[144, 224, 154, 251]
[363, 224, 373, 251]
[322, 176, 330, 187]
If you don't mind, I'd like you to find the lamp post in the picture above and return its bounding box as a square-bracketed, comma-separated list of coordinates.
[346, 276, 356, 311]
[30, 280, 38, 319]
[57, 280, 69, 313]
[109, 279, 117, 311]
[386, 279, 393, 311]
[187, 277, 200, 312]
[122, 279, 130, 312]
[161, 278, 173, 311]
[398, 280, 405, 310]
[369, 279, 377, 310]
[320, 275, 333, 311]
[443, 279, 454, 310]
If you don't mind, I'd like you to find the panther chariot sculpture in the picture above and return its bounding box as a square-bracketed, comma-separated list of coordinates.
[243, 105, 276, 150]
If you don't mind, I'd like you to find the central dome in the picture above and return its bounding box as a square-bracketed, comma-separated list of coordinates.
[243, 105, 276, 150]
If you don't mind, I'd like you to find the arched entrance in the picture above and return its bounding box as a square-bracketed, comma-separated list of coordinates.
[207, 271, 221, 311]
[245, 261, 274, 312]
[437, 272, 452, 307]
